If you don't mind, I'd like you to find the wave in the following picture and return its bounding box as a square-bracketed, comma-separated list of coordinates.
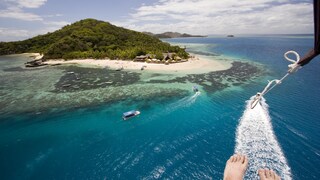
[235, 96, 291, 179]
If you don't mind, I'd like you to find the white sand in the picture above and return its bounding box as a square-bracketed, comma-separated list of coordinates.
[23, 53, 43, 59]
[45, 55, 232, 74]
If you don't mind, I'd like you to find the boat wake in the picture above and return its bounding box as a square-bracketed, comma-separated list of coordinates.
[172, 91, 201, 109]
[235, 96, 291, 179]
[140, 92, 201, 124]
[186, 91, 201, 106]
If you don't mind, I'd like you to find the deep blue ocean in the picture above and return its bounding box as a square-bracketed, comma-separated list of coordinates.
[0, 35, 319, 179]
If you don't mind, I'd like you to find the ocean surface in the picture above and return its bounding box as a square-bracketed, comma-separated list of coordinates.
[0, 35, 319, 180]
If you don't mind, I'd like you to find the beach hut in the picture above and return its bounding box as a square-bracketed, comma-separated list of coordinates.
[134, 54, 154, 62]
[134, 55, 148, 61]
[174, 56, 182, 61]
[163, 53, 175, 60]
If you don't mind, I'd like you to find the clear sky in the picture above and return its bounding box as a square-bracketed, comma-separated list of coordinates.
[0, 0, 314, 41]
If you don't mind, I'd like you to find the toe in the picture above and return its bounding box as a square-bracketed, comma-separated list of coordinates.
[243, 155, 248, 167]
[270, 170, 275, 179]
[258, 169, 266, 179]
[230, 155, 236, 162]
[239, 155, 244, 163]
[234, 154, 240, 162]
[227, 155, 233, 163]
[265, 169, 271, 178]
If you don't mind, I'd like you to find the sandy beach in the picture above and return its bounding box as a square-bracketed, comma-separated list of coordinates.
[23, 53, 43, 59]
[45, 55, 232, 74]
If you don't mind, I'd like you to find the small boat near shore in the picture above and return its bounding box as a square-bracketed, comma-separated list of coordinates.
[122, 110, 140, 120]
[141, 65, 147, 70]
[192, 86, 199, 92]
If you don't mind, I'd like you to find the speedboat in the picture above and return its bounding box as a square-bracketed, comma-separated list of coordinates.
[250, 93, 262, 109]
[122, 110, 140, 120]
[192, 86, 199, 92]
[250, 79, 281, 109]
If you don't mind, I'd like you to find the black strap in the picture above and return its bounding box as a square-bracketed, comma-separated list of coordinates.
[298, 0, 320, 66]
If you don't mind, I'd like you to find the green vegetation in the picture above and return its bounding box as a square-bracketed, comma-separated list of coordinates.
[0, 19, 189, 60]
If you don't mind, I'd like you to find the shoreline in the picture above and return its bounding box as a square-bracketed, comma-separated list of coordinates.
[22, 52, 43, 59]
[44, 55, 232, 75]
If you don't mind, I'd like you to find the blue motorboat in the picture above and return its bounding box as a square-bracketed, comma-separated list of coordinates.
[122, 110, 140, 120]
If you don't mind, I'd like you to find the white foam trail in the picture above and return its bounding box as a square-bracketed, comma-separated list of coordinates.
[141, 92, 201, 123]
[235, 96, 292, 180]
[184, 92, 201, 107]
[168, 92, 201, 110]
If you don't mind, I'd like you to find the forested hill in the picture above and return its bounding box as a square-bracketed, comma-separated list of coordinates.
[0, 19, 188, 60]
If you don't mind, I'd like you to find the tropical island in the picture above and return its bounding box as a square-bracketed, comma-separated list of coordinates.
[0, 19, 189, 63]
[0, 18, 229, 73]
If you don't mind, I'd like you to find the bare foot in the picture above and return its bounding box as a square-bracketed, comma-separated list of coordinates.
[258, 169, 281, 180]
[224, 154, 248, 180]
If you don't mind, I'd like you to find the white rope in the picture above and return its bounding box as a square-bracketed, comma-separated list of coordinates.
[262, 73, 290, 96]
[251, 50, 303, 108]
[284, 51, 300, 64]
[257, 51, 301, 96]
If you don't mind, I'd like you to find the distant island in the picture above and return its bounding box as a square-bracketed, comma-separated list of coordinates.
[143, 32, 207, 39]
[0, 19, 189, 62]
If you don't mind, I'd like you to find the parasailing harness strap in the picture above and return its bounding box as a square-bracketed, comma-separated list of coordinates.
[298, 0, 320, 66]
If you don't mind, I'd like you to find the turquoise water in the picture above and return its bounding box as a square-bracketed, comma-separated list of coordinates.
[0, 35, 320, 179]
